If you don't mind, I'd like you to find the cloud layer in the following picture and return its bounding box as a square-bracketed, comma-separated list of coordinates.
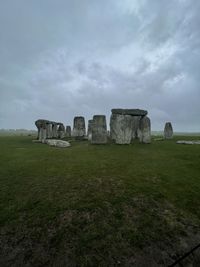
[0, 0, 200, 131]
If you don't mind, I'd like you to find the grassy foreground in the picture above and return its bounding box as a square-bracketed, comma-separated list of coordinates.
[0, 135, 200, 266]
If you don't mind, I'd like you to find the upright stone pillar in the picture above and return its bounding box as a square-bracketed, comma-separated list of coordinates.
[35, 120, 41, 139]
[91, 115, 107, 144]
[58, 124, 65, 139]
[38, 121, 47, 143]
[35, 119, 48, 141]
[164, 122, 173, 139]
[138, 116, 151, 143]
[131, 116, 141, 140]
[46, 123, 52, 139]
[87, 119, 93, 141]
[39, 128, 47, 143]
[110, 114, 134, 144]
[73, 116, 86, 140]
[52, 123, 58, 138]
[66, 126, 71, 138]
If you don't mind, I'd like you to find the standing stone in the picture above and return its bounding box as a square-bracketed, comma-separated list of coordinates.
[38, 121, 47, 143]
[52, 123, 58, 138]
[57, 124, 65, 139]
[35, 119, 45, 140]
[73, 116, 86, 139]
[35, 119, 48, 141]
[164, 122, 173, 139]
[91, 115, 107, 144]
[138, 116, 151, 144]
[66, 126, 71, 138]
[46, 123, 52, 139]
[87, 119, 93, 141]
[131, 116, 141, 140]
[39, 128, 47, 143]
[35, 120, 40, 139]
[110, 114, 134, 144]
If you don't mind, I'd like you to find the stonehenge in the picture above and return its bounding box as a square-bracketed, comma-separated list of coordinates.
[110, 109, 151, 144]
[35, 108, 152, 145]
[35, 119, 65, 142]
[73, 116, 86, 139]
[164, 122, 173, 139]
[91, 115, 107, 144]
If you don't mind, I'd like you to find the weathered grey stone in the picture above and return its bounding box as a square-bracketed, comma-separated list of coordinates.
[131, 116, 141, 139]
[138, 116, 151, 143]
[112, 108, 147, 116]
[176, 140, 200, 145]
[35, 119, 64, 141]
[164, 122, 173, 139]
[35, 119, 47, 139]
[52, 123, 58, 138]
[87, 119, 93, 141]
[39, 128, 47, 143]
[46, 123, 52, 139]
[91, 115, 107, 144]
[66, 126, 71, 138]
[35, 120, 47, 142]
[46, 139, 71, 148]
[57, 123, 65, 139]
[110, 114, 134, 144]
[73, 116, 86, 139]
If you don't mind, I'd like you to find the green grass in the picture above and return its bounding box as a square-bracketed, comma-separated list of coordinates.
[0, 135, 200, 266]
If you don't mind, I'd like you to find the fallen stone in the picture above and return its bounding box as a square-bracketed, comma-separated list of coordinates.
[176, 140, 200, 145]
[45, 139, 71, 148]
[112, 108, 147, 116]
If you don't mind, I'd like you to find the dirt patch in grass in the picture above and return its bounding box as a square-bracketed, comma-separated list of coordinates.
[0, 197, 199, 267]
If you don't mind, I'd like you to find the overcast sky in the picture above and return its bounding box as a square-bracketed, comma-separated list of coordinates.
[0, 0, 200, 131]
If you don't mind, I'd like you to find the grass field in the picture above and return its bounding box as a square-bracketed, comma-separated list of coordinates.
[0, 135, 200, 266]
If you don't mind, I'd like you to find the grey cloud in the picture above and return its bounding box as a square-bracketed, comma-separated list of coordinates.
[0, 0, 200, 131]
